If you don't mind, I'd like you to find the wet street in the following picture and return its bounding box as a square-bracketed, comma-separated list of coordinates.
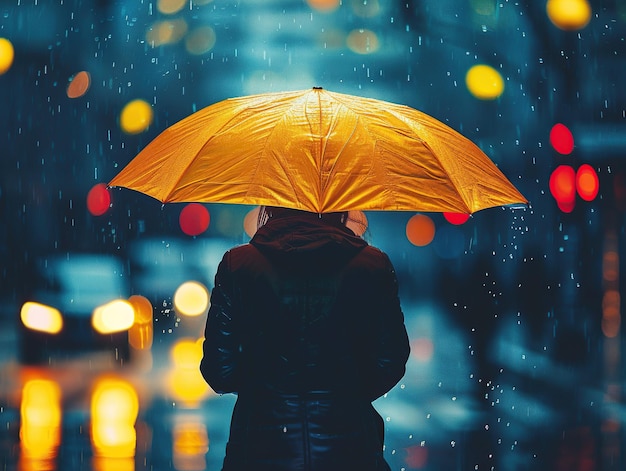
[1, 295, 620, 471]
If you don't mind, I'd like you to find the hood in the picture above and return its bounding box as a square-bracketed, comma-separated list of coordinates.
[250, 213, 368, 262]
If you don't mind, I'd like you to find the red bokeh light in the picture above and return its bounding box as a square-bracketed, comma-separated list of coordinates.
[549, 165, 576, 213]
[576, 164, 599, 201]
[87, 183, 111, 216]
[443, 212, 470, 225]
[550, 123, 575, 155]
[179, 203, 210, 236]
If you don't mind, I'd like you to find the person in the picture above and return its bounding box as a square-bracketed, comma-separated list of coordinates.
[200, 206, 410, 471]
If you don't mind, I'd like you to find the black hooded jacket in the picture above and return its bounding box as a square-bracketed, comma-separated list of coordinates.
[200, 212, 410, 471]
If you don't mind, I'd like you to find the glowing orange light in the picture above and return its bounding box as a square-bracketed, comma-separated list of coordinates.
[549, 165, 576, 212]
[92, 300, 135, 334]
[146, 19, 188, 47]
[443, 212, 470, 225]
[576, 164, 599, 201]
[179, 203, 210, 236]
[306, 0, 340, 12]
[67, 71, 91, 98]
[0, 38, 14, 75]
[87, 183, 111, 216]
[549, 123, 574, 155]
[120, 99, 153, 135]
[346, 29, 380, 54]
[20, 379, 62, 460]
[406, 214, 435, 246]
[128, 295, 153, 350]
[91, 377, 139, 458]
[547, 0, 592, 31]
[465, 64, 505, 100]
[20, 302, 63, 334]
[173, 420, 209, 471]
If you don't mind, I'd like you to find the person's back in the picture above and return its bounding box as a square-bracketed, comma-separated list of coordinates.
[200, 207, 410, 470]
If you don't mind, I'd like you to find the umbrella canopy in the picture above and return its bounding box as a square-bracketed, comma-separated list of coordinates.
[109, 87, 527, 214]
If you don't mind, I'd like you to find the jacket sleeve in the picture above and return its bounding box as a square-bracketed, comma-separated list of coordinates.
[200, 251, 242, 394]
[364, 252, 411, 402]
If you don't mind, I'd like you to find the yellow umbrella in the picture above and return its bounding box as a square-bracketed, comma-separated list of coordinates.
[109, 87, 527, 214]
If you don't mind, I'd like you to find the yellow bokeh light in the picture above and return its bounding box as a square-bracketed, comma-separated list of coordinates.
[185, 27, 217, 55]
[20, 302, 63, 334]
[346, 29, 380, 54]
[406, 214, 435, 247]
[173, 421, 209, 471]
[168, 339, 211, 406]
[0, 37, 15, 75]
[157, 0, 186, 15]
[128, 295, 154, 350]
[20, 379, 62, 460]
[171, 338, 204, 369]
[92, 300, 135, 334]
[465, 64, 505, 100]
[546, 0, 592, 31]
[173, 281, 209, 317]
[91, 377, 139, 458]
[120, 99, 153, 135]
[146, 19, 188, 47]
[470, 0, 497, 16]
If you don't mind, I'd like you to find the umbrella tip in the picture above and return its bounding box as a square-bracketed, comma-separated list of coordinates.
[312, 86, 323, 90]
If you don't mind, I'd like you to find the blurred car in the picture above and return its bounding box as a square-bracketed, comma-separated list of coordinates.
[18, 253, 133, 364]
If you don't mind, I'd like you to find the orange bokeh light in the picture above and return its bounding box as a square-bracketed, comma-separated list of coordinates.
[576, 164, 599, 201]
[549, 165, 576, 212]
[406, 214, 435, 246]
[67, 71, 91, 98]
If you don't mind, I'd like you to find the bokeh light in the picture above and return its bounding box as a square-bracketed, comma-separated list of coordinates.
[87, 183, 111, 216]
[443, 212, 470, 225]
[20, 302, 63, 334]
[167, 338, 211, 406]
[173, 281, 209, 317]
[549, 165, 576, 212]
[179, 203, 210, 236]
[157, 0, 186, 15]
[465, 64, 505, 100]
[91, 377, 139, 458]
[549, 123, 575, 155]
[128, 295, 153, 350]
[185, 27, 217, 55]
[20, 379, 62, 460]
[66, 71, 91, 98]
[0, 37, 14, 75]
[172, 420, 209, 471]
[576, 164, 599, 201]
[306, 0, 340, 12]
[546, 0, 592, 31]
[92, 300, 135, 334]
[119, 99, 153, 134]
[346, 29, 380, 54]
[146, 19, 188, 47]
[406, 214, 435, 246]
[244, 206, 261, 238]
[470, 0, 497, 16]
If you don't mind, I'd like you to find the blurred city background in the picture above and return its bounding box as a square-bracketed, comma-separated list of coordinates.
[0, 0, 625, 470]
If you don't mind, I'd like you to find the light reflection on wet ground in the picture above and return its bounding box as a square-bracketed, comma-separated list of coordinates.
[0, 297, 614, 471]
